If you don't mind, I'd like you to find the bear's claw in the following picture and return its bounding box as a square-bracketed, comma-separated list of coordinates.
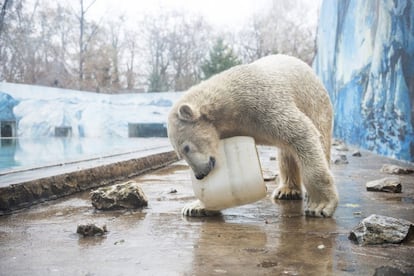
[304, 199, 337, 218]
[181, 200, 221, 217]
[271, 186, 302, 201]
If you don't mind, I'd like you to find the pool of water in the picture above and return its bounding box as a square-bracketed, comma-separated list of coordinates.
[0, 137, 171, 173]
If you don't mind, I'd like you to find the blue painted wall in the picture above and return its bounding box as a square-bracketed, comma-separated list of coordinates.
[314, 0, 414, 162]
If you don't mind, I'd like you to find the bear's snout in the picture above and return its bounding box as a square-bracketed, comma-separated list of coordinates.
[194, 156, 216, 180]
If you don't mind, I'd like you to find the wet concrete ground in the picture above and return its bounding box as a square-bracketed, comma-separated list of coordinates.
[0, 146, 413, 275]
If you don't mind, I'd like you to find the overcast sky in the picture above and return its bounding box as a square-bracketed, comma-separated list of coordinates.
[88, 0, 276, 28]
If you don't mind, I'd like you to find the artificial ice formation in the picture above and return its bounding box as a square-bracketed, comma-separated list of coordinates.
[313, 0, 414, 162]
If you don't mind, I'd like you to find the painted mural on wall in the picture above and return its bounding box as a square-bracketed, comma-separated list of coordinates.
[313, 0, 414, 162]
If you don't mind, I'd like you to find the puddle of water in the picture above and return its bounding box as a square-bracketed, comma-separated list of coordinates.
[0, 137, 169, 172]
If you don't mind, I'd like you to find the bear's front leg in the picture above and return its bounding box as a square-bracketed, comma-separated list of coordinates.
[298, 151, 338, 217]
[303, 172, 338, 217]
[181, 200, 221, 217]
[274, 113, 338, 217]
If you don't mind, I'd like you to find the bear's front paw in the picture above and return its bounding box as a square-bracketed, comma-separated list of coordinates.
[271, 185, 302, 200]
[304, 197, 338, 218]
[181, 200, 221, 217]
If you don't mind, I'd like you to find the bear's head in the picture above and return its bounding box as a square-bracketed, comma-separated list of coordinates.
[168, 103, 219, 180]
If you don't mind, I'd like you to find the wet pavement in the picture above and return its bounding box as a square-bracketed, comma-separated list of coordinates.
[0, 142, 178, 214]
[0, 146, 413, 275]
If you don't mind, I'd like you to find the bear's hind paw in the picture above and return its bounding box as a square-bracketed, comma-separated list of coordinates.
[181, 200, 221, 217]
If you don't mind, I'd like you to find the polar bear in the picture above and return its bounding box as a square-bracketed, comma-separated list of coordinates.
[168, 54, 338, 218]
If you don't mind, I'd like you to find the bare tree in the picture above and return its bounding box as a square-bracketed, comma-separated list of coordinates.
[0, 0, 10, 36]
[142, 12, 172, 92]
[140, 10, 211, 92]
[168, 12, 211, 91]
[106, 16, 125, 91]
[0, 0, 319, 93]
[124, 29, 140, 90]
[237, 0, 318, 64]
[75, 0, 99, 90]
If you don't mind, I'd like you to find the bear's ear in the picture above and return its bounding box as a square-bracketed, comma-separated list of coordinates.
[178, 104, 199, 122]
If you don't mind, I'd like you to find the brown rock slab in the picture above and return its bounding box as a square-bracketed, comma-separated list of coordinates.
[366, 177, 402, 193]
[349, 214, 414, 245]
[91, 181, 148, 210]
[77, 224, 108, 237]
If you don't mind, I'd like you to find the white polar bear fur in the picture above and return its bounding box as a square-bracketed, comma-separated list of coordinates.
[168, 54, 339, 217]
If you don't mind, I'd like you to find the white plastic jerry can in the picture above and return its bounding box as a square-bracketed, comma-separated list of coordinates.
[191, 136, 266, 210]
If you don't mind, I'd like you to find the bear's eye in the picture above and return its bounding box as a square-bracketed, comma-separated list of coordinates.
[183, 145, 190, 154]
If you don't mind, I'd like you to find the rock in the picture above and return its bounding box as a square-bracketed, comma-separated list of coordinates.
[374, 266, 409, 276]
[333, 154, 348, 165]
[366, 177, 402, 193]
[263, 170, 277, 181]
[381, 164, 414, 175]
[349, 214, 414, 245]
[332, 139, 344, 146]
[352, 151, 362, 157]
[77, 224, 107, 237]
[114, 239, 125, 245]
[91, 181, 148, 210]
[335, 144, 349, 151]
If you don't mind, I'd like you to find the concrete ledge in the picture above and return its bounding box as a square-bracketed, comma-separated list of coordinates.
[0, 151, 179, 215]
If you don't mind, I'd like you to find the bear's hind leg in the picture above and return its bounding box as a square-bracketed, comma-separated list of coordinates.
[271, 149, 302, 200]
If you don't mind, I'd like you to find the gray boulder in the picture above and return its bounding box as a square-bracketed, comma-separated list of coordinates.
[381, 164, 414, 175]
[366, 177, 402, 193]
[349, 214, 413, 245]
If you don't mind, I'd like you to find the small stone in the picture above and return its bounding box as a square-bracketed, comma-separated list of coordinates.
[381, 164, 414, 175]
[317, 244, 325, 250]
[77, 224, 107, 237]
[263, 170, 277, 181]
[168, 188, 177, 194]
[332, 139, 343, 146]
[91, 181, 148, 210]
[335, 144, 349, 151]
[333, 154, 348, 165]
[352, 151, 362, 157]
[114, 239, 125, 245]
[349, 214, 413, 245]
[366, 177, 402, 193]
[269, 156, 276, 161]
